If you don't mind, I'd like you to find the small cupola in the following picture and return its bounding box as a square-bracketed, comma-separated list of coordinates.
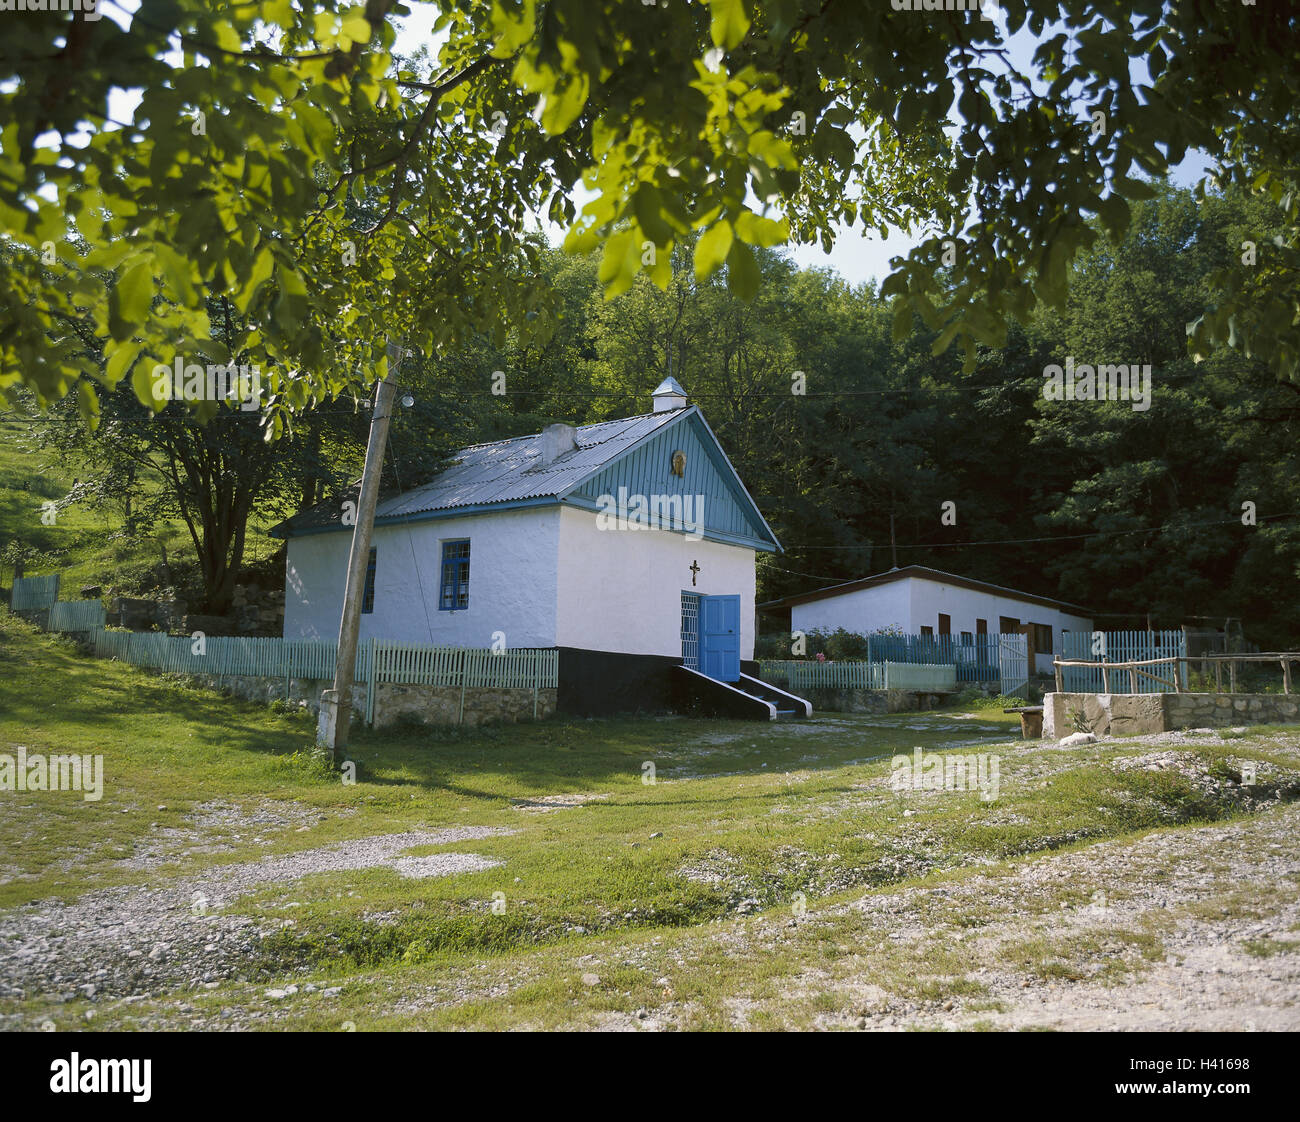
[652, 375, 688, 412]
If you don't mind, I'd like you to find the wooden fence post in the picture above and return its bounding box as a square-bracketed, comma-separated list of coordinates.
[1054, 662, 1063, 693]
[1230, 659, 1238, 693]
[1128, 666, 1137, 694]
[1101, 659, 1110, 694]
[1283, 657, 1292, 695]
[366, 636, 378, 727]
[458, 649, 469, 725]
[1215, 660, 1222, 693]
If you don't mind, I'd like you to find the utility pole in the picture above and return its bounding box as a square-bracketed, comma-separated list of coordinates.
[317, 338, 404, 762]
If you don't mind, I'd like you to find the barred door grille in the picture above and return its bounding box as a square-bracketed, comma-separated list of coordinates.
[681, 592, 700, 670]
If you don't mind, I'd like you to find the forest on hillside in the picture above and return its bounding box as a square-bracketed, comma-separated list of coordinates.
[14, 184, 1300, 647]
[405, 184, 1300, 647]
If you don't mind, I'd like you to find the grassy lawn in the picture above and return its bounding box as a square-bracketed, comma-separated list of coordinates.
[2, 609, 1297, 1030]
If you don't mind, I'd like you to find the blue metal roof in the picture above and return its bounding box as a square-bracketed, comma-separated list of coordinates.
[273, 404, 781, 552]
[376, 408, 685, 517]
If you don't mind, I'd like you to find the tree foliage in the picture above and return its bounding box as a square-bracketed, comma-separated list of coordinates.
[3, 1, 1299, 427]
[428, 185, 1300, 644]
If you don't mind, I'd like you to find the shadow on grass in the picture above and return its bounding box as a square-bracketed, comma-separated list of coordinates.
[0, 610, 1012, 802]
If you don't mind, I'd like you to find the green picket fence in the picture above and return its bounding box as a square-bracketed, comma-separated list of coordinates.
[759, 659, 957, 692]
[883, 662, 957, 691]
[11, 573, 60, 611]
[49, 599, 107, 632]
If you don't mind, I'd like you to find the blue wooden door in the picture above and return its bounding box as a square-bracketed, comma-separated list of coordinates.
[700, 595, 741, 682]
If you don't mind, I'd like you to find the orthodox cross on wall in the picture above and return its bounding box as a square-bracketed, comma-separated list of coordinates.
[689, 559, 701, 586]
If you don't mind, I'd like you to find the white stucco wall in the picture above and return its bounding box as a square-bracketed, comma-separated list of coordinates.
[554, 505, 757, 659]
[283, 502, 760, 659]
[282, 506, 561, 647]
[791, 576, 1092, 675]
[790, 583, 911, 637]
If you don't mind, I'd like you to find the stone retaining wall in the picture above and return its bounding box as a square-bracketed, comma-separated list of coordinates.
[374, 683, 557, 729]
[1045, 692, 1300, 737]
[175, 673, 555, 729]
[803, 687, 949, 714]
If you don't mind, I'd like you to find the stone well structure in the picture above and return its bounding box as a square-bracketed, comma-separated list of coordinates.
[1044, 692, 1300, 738]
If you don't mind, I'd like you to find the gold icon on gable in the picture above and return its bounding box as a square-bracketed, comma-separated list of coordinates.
[670, 449, 686, 477]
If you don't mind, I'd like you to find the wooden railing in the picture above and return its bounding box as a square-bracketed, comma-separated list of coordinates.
[1054, 652, 1300, 695]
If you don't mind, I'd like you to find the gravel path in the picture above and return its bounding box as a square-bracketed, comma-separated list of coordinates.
[706, 794, 1300, 1031]
[827, 808, 1300, 1030]
[0, 826, 511, 1009]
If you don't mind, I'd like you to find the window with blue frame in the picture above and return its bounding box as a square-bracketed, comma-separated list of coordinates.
[439, 539, 470, 611]
[362, 547, 377, 614]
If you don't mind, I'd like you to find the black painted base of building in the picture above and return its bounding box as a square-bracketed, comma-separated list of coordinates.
[670, 666, 776, 720]
[554, 651, 791, 719]
[556, 647, 682, 716]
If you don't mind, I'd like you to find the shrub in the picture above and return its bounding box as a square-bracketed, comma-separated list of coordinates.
[968, 693, 1026, 711]
[1067, 706, 1095, 735]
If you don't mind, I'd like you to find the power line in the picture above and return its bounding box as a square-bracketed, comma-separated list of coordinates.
[0, 382, 1002, 425]
[765, 511, 1300, 583]
[783, 511, 1300, 553]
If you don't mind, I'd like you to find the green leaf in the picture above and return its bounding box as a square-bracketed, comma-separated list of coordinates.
[694, 219, 734, 280]
[725, 239, 760, 299]
[1116, 176, 1158, 201]
[77, 380, 101, 430]
[491, 0, 536, 57]
[341, 14, 372, 44]
[214, 22, 243, 53]
[105, 339, 142, 388]
[1098, 194, 1131, 239]
[116, 261, 152, 322]
[708, 0, 750, 50]
[879, 271, 908, 300]
[891, 298, 913, 343]
[235, 248, 276, 314]
[132, 354, 161, 411]
[632, 184, 674, 246]
[735, 210, 788, 247]
[931, 319, 962, 355]
[540, 74, 589, 135]
[597, 229, 640, 298]
[748, 130, 798, 171]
